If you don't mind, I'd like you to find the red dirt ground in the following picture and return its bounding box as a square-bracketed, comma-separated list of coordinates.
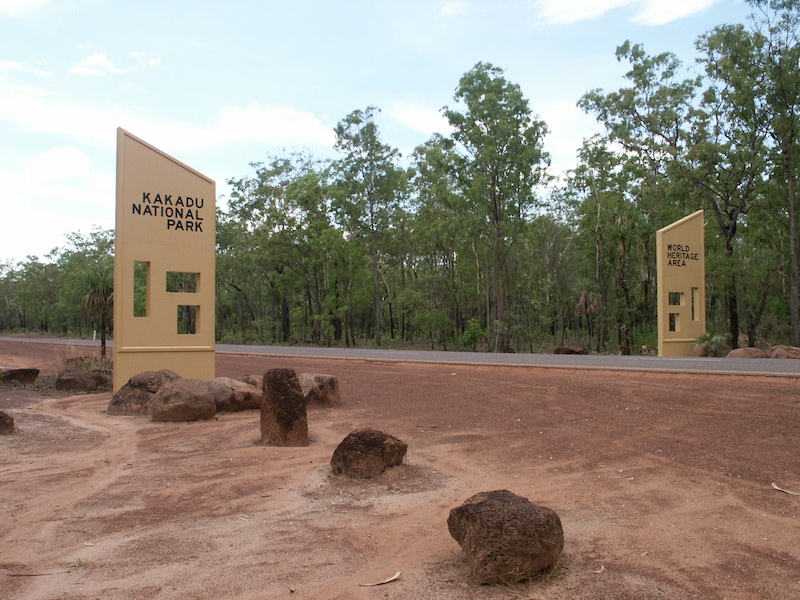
[1, 339, 799, 600]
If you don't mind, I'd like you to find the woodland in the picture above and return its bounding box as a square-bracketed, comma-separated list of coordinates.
[1, 0, 799, 355]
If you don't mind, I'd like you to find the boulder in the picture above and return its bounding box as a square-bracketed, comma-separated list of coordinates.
[330, 428, 407, 478]
[151, 378, 216, 422]
[299, 373, 342, 407]
[769, 345, 800, 359]
[261, 368, 308, 446]
[130, 369, 182, 393]
[107, 369, 181, 416]
[235, 374, 263, 389]
[448, 490, 564, 585]
[553, 346, 589, 355]
[55, 369, 109, 391]
[0, 367, 40, 386]
[727, 347, 769, 358]
[209, 376, 262, 411]
[0, 410, 14, 434]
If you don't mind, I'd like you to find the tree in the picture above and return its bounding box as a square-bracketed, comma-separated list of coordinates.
[746, 0, 800, 345]
[81, 261, 114, 358]
[444, 62, 549, 350]
[332, 107, 406, 346]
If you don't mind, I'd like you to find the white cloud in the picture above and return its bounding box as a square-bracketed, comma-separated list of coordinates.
[533, 0, 722, 25]
[440, 0, 471, 17]
[538, 100, 601, 176]
[0, 59, 52, 76]
[26, 146, 91, 181]
[0, 0, 50, 16]
[632, 0, 719, 25]
[0, 80, 335, 153]
[0, 150, 114, 262]
[130, 51, 161, 68]
[69, 52, 124, 76]
[387, 101, 452, 137]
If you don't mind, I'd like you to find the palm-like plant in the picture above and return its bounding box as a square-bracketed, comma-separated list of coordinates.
[82, 262, 114, 358]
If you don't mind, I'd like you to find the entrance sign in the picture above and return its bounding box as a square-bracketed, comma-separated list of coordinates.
[656, 210, 706, 357]
[113, 128, 216, 391]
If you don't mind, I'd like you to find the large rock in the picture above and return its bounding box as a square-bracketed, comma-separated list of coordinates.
[0, 410, 14, 434]
[769, 345, 800, 359]
[0, 367, 40, 386]
[235, 374, 263, 389]
[299, 373, 342, 407]
[209, 376, 262, 411]
[330, 428, 407, 478]
[727, 347, 769, 358]
[448, 490, 564, 585]
[55, 369, 109, 391]
[107, 369, 181, 416]
[261, 368, 308, 446]
[553, 346, 589, 355]
[151, 378, 216, 422]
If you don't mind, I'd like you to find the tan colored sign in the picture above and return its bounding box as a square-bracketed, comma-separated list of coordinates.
[113, 129, 216, 391]
[656, 210, 706, 357]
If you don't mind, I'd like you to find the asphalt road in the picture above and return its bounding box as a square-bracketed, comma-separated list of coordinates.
[3, 336, 798, 378]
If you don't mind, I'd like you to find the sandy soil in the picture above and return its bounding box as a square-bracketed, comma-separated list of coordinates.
[1, 339, 799, 600]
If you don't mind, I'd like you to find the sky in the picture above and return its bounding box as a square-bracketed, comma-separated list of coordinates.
[0, 0, 752, 264]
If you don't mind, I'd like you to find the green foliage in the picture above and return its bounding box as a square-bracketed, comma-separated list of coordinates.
[4, 6, 799, 352]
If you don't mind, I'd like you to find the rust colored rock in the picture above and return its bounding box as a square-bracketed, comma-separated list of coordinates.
[129, 369, 181, 393]
[769, 345, 800, 359]
[299, 373, 342, 407]
[209, 377, 262, 412]
[108, 369, 181, 416]
[261, 368, 308, 446]
[330, 428, 407, 478]
[55, 369, 109, 391]
[0, 367, 40, 386]
[151, 378, 215, 422]
[553, 346, 589, 355]
[0, 410, 14, 434]
[727, 347, 769, 358]
[448, 490, 564, 585]
[235, 374, 263, 389]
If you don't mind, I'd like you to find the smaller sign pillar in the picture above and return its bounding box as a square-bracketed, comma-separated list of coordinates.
[113, 129, 216, 391]
[656, 210, 706, 357]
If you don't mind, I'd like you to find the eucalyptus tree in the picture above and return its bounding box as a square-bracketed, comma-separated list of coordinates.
[219, 153, 338, 344]
[444, 62, 549, 351]
[692, 22, 770, 347]
[744, 0, 800, 345]
[579, 42, 701, 229]
[332, 106, 406, 346]
[409, 134, 476, 344]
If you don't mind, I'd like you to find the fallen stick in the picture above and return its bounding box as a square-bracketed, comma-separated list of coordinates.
[359, 571, 401, 587]
[771, 482, 800, 496]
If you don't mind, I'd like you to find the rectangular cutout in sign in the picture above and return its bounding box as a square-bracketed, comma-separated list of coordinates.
[167, 271, 198, 293]
[177, 305, 199, 334]
[133, 261, 149, 317]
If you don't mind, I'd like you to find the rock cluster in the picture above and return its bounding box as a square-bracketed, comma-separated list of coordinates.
[108, 369, 182, 416]
[726, 344, 800, 359]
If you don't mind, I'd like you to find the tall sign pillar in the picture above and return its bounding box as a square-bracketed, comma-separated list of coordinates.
[113, 128, 216, 391]
[656, 210, 706, 357]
